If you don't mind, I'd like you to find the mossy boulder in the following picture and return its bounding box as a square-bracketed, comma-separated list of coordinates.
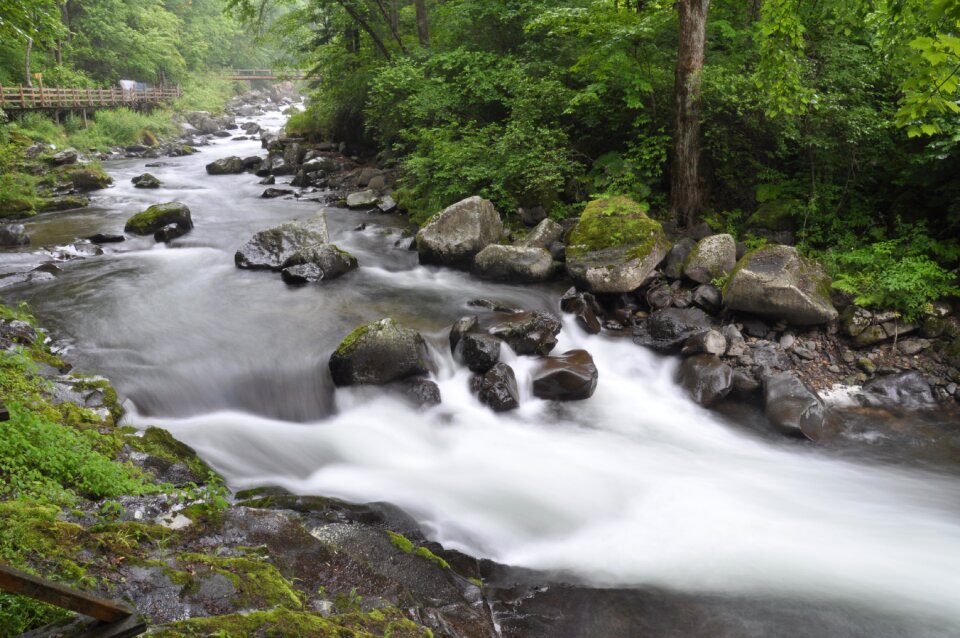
[67, 166, 113, 191]
[132, 173, 161, 189]
[235, 214, 329, 270]
[723, 245, 837, 325]
[564, 196, 670, 293]
[36, 195, 90, 212]
[0, 197, 35, 219]
[745, 199, 800, 244]
[280, 243, 358, 284]
[329, 318, 434, 386]
[683, 233, 736, 284]
[416, 196, 503, 269]
[125, 202, 193, 236]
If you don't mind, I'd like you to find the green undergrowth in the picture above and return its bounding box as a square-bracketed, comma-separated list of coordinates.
[176, 73, 244, 114]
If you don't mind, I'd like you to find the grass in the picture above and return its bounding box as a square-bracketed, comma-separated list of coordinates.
[176, 72, 244, 114]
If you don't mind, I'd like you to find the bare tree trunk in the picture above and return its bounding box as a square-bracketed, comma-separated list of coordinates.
[415, 0, 429, 48]
[670, 0, 710, 229]
[337, 0, 393, 60]
[24, 36, 33, 87]
[370, 0, 409, 55]
[390, 0, 399, 32]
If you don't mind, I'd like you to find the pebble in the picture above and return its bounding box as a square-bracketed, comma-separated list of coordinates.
[858, 358, 877, 375]
[828, 365, 841, 374]
[779, 334, 796, 349]
[842, 351, 856, 364]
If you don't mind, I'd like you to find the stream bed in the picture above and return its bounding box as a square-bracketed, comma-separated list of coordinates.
[3, 108, 960, 637]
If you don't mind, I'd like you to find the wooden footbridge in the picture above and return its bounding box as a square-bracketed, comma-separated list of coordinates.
[0, 85, 181, 112]
[225, 68, 305, 81]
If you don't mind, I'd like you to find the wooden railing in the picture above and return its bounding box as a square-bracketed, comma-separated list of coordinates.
[227, 68, 305, 80]
[0, 85, 181, 111]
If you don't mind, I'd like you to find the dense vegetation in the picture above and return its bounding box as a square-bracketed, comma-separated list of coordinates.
[261, 0, 960, 317]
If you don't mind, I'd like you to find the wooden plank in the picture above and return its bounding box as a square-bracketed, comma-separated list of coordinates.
[0, 563, 134, 623]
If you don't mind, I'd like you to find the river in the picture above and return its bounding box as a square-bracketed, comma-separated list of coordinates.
[3, 107, 960, 637]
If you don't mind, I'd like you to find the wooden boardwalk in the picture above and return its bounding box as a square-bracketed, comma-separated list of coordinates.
[0, 85, 181, 111]
[226, 68, 305, 80]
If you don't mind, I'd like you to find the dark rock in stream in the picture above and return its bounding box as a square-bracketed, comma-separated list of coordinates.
[0, 224, 30, 246]
[560, 288, 602, 335]
[859, 371, 936, 410]
[449, 316, 479, 354]
[261, 187, 294, 199]
[532, 349, 598, 401]
[329, 318, 434, 386]
[154, 223, 188, 243]
[86, 233, 125, 244]
[125, 202, 193, 236]
[132, 173, 161, 188]
[632, 307, 712, 354]
[280, 243, 358, 284]
[477, 363, 520, 411]
[205, 156, 245, 175]
[677, 354, 734, 407]
[763, 372, 827, 440]
[484, 310, 562, 356]
[458, 333, 501, 373]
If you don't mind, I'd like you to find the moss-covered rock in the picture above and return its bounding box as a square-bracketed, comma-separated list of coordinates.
[723, 245, 837, 325]
[35, 195, 90, 212]
[683, 233, 736, 284]
[329, 318, 434, 386]
[67, 166, 113, 192]
[746, 199, 800, 231]
[0, 197, 36, 219]
[564, 196, 670, 293]
[124, 202, 193, 236]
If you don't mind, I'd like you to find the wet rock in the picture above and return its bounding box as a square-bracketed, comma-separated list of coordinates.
[417, 196, 503, 269]
[724, 245, 837, 325]
[468, 299, 522, 314]
[532, 350, 598, 401]
[472, 245, 555, 283]
[346, 189, 379, 209]
[516, 218, 563, 249]
[68, 167, 113, 191]
[49, 148, 79, 165]
[763, 373, 826, 440]
[242, 156, 263, 170]
[329, 318, 434, 386]
[185, 110, 222, 134]
[154, 224, 187, 243]
[86, 233, 125, 244]
[132, 173, 161, 188]
[36, 195, 90, 212]
[565, 197, 670, 293]
[682, 329, 727, 356]
[301, 157, 338, 174]
[478, 363, 520, 411]
[692, 284, 722, 314]
[519, 205, 547, 226]
[859, 371, 936, 410]
[259, 175, 276, 185]
[280, 243, 358, 284]
[449, 316, 479, 354]
[235, 214, 329, 270]
[678, 355, 734, 407]
[560, 288, 602, 335]
[0, 319, 38, 346]
[485, 310, 562, 356]
[377, 195, 398, 214]
[683, 234, 736, 284]
[721, 324, 746, 357]
[261, 188, 294, 199]
[731, 369, 761, 395]
[0, 224, 30, 246]
[751, 342, 793, 372]
[205, 156, 246, 175]
[125, 202, 193, 236]
[632, 307, 712, 354]
[459, 333, 501, 373]
[663, 238, 697, 280]
[394, 377, 442, 408]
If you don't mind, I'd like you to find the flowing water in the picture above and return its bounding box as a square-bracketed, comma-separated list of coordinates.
[3, 108, 960, 636]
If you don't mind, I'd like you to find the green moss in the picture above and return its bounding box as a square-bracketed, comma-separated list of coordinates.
[124, 202, 191, 235]
[72, 377, 123, 424]
[413, 546, 450, 570]
[176, 553, 303, 609]
[566, 196, 664, 260]
[335, 323, 372, 357]
[387, 531, 414, 554]
[745, 199, 799, 231]
[151, 607, 431, 638]
[63, 165, 113, 191]
[125, 426, 214, 481]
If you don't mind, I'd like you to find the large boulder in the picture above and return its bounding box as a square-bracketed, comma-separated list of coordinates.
[745, 199, 799, 245]
[329, 318, 433, 386]
[763, 373, 826, 440]
[416, 196, 503, 269]
[677, 355, 733, 407]
[235, 214, 329, 270]
[723, 245, 837, 325]
[477, 363, 520, 412]
[125, 202, 193, 236]
[185, 111, 221, 135]
[683, 234, 736, 284]
[858, 371, 936, 410]
[532, 350, 598, 401]
[458, 333, 501, 373]
[564, 196, 670, 293]
[132, 173, 161, 189]
[205, 156, 246, 175]
[483, 310, 562, 356]
[516, 218, 564, 250]
[472, 245, 554, 283]
[280, 244, 358, 284]
[663, 238, 696, 280]
[345, 189, 379, 209]
[632, 307, 712, 354]
[0, 224, 30, 246]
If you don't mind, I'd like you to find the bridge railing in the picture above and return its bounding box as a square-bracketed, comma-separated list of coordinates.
[227, 68, 305, 80]
[0, 85, 181, 110]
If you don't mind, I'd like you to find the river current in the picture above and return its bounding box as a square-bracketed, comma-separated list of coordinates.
[3, 108, 960, 636]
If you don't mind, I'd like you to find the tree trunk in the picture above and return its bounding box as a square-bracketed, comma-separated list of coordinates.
[24, 36, 33, 87]
[415, 0, 430, 48]
[337, 0, 392, 60]
[670, 0, 710, 229]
